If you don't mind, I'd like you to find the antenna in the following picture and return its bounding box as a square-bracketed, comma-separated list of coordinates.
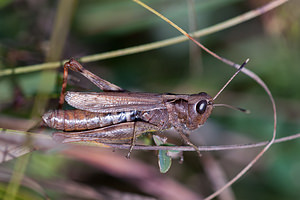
[214, 103, 250, 114]
[213, 59, 249, 101]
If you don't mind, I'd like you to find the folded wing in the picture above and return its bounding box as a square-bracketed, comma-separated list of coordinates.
[65, 91, 167, 113]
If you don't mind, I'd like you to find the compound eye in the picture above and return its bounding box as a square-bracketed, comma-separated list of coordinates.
[196, 100, 207, 114]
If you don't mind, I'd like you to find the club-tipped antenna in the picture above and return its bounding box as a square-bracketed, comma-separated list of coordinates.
[213, 59, 249, 101]
[214, 104, 250, 114]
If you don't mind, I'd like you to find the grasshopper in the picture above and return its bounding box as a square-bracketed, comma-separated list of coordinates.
[43, 58, 248, 157]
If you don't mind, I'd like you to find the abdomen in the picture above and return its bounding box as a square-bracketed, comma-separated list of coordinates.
[42, 109, 137, 131]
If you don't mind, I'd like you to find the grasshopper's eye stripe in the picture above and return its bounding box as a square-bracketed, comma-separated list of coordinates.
[196, 100, 207, 114]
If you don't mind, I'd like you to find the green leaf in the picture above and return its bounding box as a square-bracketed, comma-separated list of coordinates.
[158, 149, 172, 173]
[153, 135, 165, 146]
[153, 135, 172, 173]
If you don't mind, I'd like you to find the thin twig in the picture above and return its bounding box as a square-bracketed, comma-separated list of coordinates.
[1, 129, 300, 153]
[1, 128, 300, 159]
[98, 132, 300, 151]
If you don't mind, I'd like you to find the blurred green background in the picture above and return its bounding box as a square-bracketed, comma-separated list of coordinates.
[0, 0, 299, 199]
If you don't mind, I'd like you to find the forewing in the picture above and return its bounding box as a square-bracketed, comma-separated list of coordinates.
[65, 91, 166, 113]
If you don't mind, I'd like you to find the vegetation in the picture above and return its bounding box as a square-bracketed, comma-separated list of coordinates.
[0, 0, 299, 199]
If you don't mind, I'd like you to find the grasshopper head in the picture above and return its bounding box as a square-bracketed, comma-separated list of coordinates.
[186, 92, 213, 130]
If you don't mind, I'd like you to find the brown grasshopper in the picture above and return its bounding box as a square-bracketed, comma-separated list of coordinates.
[43, 58, 248, 157]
